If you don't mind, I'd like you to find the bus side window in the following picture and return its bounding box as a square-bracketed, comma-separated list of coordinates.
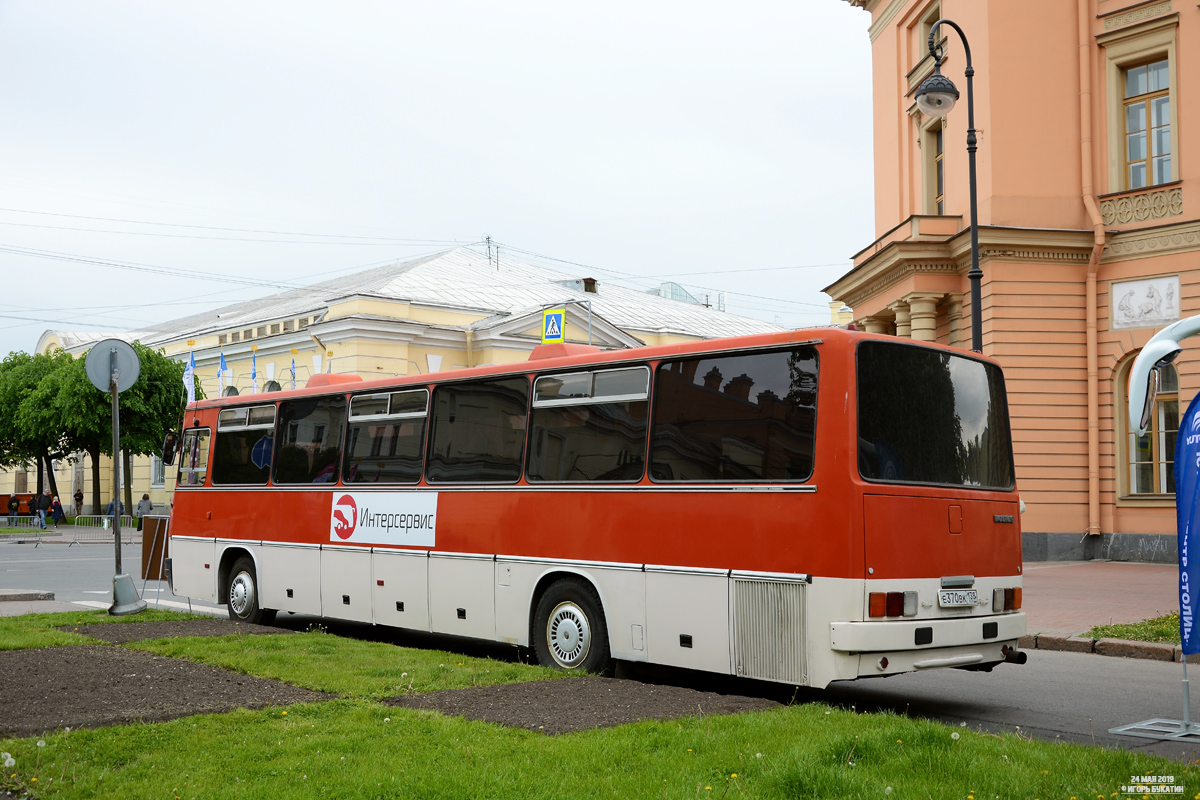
[650, 347, 818, 482]
[274, 396, 347, 484]
[178, 428, 211, 486]
[527, 366, 649, 482]
[426, 377, 529, 483]
[211, 406, 275, 486]
[343, 389, 428, 484]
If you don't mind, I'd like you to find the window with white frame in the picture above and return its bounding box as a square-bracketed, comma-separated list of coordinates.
[1123, 59, 1171, 190]
[1127, 362, 1178, 495]
[151, 454, 165, 487]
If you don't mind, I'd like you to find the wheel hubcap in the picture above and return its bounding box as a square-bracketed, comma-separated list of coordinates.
[547, 601, 591, 668]
[229, 572, 254, 617]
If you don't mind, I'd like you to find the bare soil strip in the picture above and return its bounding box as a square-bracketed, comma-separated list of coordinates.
[385, 675, 780, 734]
[61, 619, 291, 643]
[0, 646, 327, 738]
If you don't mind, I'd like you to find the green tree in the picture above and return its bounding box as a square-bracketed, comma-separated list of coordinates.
[0, 350, 78, 498]
[50, 342, 200, 513]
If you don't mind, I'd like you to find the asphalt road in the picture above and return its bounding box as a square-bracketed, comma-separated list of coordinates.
[3, 542, 1197, 761]
[0, 541, 224, 614]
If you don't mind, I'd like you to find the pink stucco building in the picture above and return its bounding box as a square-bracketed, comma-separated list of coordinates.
[826, 0, 1196, 561]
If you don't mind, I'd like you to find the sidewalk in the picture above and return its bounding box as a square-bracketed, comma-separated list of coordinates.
[1022, 560, 1177, 637]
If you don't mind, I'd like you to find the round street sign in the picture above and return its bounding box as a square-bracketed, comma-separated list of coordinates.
[84, 339, 141, 394]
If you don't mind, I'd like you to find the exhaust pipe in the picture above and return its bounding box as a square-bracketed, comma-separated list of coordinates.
[1002, 646, 1027, 665]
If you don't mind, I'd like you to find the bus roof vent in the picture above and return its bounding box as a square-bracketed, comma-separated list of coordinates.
[529, 343, 602, 361]
[306, 373, 364, 388]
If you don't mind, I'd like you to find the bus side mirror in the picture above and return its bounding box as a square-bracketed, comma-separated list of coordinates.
[1126, 315, 1200, 436]
[161, 431, 179, 466]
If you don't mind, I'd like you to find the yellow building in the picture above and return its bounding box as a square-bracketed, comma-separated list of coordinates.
[5, 247, 780, 513]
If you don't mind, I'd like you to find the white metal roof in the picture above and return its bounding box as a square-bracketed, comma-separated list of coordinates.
[48, 248, 781, 350]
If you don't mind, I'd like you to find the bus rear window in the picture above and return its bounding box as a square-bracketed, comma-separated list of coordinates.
[857, 341, 1014, 489]
[426, 377, 529, 483]
[650, 347, 818, 482]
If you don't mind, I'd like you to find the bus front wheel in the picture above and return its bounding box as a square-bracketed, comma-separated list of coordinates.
[533, 578, 611, 674]
[227, 557, 274, 625]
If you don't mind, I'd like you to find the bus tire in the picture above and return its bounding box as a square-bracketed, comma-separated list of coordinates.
[533, 578, 611, 674]
[226, 556, 270, 625]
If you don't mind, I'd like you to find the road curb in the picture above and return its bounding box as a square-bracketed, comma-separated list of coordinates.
[1024, 632, 1183, 662]
[0, 590, 55, 602]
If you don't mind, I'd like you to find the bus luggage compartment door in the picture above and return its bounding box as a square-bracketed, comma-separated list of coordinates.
[863, 494, 1020, 580]
[429, 552, 496, 640]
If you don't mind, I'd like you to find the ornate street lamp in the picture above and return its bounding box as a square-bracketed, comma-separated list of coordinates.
[913, 20, 981, 353]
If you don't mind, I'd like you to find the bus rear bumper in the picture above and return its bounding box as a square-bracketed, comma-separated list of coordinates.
[831, 612, 1026, 652]
[850, 639, 1020, 678]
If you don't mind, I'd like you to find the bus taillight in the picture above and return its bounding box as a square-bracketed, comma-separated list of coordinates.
[869, 593, 886, 617]
[869, 591, 918, 618]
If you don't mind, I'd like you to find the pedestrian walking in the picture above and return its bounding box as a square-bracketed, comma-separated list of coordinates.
[6, 494, 17, 526]
[50, 496, 65, 529]
[104, 498, 125, 529]
[73, 488, 83, 516]
[35, 490, 51, 530]
[135, 493, 153, 531]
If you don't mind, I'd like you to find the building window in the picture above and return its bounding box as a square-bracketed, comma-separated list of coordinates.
[151, 455, 165, 487]
[282, 320, 292, 332]
[219, 334, 228, 345]
[270, 324, 280, 335]
[921, 120, 945, 215]
[1124, 59, 1170, 190]
[244, 329, 253, 340]
[1128, 362, 1178, 495]
[934, 126, 945, 214]
[232, 332, 240, 342]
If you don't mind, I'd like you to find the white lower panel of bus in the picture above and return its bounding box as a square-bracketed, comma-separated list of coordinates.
[259, 543, 321, 616]
[429, 552, 496, 640]
[373, 548, 430, 631]
[645, 568, 731, 674]
[170, 536, 216, 603]
[830, 613, 1026, 652]
[322, 546, 372, 624]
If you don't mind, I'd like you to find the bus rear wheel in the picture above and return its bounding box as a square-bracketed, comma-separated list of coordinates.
[533, 578, 610, 674]
[227, 557, 274, 625]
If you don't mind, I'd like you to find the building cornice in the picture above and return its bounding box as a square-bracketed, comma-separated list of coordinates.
[1103, 217, 1200, 263]
[826, 226, 1097, 307]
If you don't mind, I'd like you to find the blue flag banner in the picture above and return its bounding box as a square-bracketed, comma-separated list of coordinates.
[1175, 391, 1200, 654]
[218, 352, 228, 396]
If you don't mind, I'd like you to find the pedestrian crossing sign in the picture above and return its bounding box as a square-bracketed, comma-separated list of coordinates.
[542, 309, 565, 343]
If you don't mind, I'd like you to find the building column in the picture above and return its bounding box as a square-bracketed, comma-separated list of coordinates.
[889, 300, 912, 338]
[945, 295, 964, 348]
[862, 317, 890, 335]
[905, 293, 942, 342]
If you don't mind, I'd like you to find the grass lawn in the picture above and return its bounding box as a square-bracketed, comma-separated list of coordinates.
[1, 699, 1189, 799]
[0, 609, 215, 651]
[0, 611, 1192, 797]
[1085, 611, 1181, 644]
[127, 629, 567, 697]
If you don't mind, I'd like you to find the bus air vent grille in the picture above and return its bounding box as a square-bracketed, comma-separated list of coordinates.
[732, 579, 807, 686]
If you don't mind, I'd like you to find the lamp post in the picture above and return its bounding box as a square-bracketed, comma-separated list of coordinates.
[913, 19, 982, 354]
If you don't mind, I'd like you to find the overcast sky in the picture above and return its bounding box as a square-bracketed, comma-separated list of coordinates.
[0, 1, 873, 357]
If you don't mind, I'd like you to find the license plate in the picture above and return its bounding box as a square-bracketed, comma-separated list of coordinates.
[938, 589, 978, 607]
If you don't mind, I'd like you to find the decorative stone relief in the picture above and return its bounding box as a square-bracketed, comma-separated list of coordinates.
[1103, 0, 1171, 30]
[1100, 186, 1183, 225]
[1106, 221, 1200, 259]
[1111, 275, 1180, 330]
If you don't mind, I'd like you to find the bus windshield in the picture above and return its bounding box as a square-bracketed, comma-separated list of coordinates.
[857, 341, 1014, 490]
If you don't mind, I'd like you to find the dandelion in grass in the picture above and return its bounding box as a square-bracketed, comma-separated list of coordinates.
[896, 739, 902, 744]
[36, 740, 44, 748]
[384, 718, 391, 723]
[282, 711, 287, 716]
[952, 732, 960, 740]
[3, 758, 14, 769]
[755, 753, 762, 758]
[731, 773, 737, 778]
[885, 789, 892, 795]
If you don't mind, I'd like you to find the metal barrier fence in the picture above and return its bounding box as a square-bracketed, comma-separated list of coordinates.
[0, 516, 43, 546]
[70, 515, 136, 546]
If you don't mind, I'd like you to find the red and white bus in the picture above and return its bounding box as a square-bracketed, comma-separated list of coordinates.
[167, 328, 1026, 688]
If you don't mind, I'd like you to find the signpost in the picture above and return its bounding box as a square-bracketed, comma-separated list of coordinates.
[84, 339, 147, 616]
